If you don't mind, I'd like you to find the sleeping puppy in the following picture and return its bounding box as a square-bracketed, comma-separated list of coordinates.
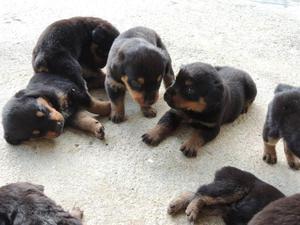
[0, 182, 83, 225]
[168, 166, 284, 225]
[2, 72, 110, 145]
[142, 62, 257, 157]
[105, 26, 174, 123]
[33, 17, 119, 90]
[248, 194, 300, 225]
[262, 84, 300, 170]
[2, 17, 119, 145]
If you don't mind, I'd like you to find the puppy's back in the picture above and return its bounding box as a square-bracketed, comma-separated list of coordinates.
[248, 194, 300, 225]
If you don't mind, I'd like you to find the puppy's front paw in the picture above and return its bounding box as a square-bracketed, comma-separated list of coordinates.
[141, 106, 157, 118]
[142, 131, 162, 146]
[263, 153, 277, 164]
[95, 122, 105, 140]
[110, 111, 125, 123]
[180, 137, 204, 158]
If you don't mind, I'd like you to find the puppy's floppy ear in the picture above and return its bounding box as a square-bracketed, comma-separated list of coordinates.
[92, 24, 119, 46]
[110, 50, 125, 77]
[14, 89, 26, 98]
[275, 84, 294, 94]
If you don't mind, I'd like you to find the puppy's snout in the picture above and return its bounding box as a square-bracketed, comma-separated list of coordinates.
[144, 92, 158, 105]
[55, 121, 64, 133]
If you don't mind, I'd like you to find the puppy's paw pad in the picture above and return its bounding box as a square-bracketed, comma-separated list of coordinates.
[142, 107, 157, 118]
[263, 153, 277, 164]
[142, 132, 161, 146]
[95, 122, 105, 140]
[70, 207, 84, 220]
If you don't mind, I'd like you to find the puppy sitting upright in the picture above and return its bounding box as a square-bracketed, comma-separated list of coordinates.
[2, 17, 119, 145]
[0, 182, 83, 225]
[262, 84, 300, 170]
[105, 26, 174, 123]
[168, 166, 284, 225]
[143, 62, 257, 157]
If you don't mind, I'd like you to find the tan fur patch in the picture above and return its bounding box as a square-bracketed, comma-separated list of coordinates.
[138, 77, 145, 85]
[88, 96, 111, 116]
[185, 80, 193, 86]
[36, 111, 45, 117]
[284, 141, 300, 169]
[121, 75, 144, 106]
[44, 131, 60, 139]
[36, 66, 49, 73]
[265, 137, 279, 146]
[172, 94, 207, 112]
[157, 75, 162, 82]
[37, 97, 64, 122]
[107, 76, 126, 91]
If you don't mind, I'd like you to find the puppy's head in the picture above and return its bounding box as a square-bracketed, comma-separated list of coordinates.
[2, 91, 65, 145]
[114, 42, 167, 106]
[164, 62, 224, 113]
[91, 23, 119, 67]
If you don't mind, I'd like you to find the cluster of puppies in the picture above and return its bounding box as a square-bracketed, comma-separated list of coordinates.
[1, 16, 300, 224]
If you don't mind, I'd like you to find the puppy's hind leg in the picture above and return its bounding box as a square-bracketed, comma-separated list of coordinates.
[284, 141, 300, 170]
[168, 192, 195, 215]
[185, 181, 247, 223]
[262, 121, 279, 165]
[70, 110, 105, 140]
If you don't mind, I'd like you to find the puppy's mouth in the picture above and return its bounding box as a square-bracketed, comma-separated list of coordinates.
[44, 121, 64, 139]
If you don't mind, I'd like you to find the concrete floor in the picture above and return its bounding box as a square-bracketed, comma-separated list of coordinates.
[0, 0, 300, 224]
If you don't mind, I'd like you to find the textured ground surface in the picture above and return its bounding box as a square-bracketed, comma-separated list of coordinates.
[0, 0, 300, 224]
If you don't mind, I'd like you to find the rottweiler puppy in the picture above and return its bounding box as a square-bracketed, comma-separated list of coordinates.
[0, 182, 83, 225]
[262, 84, 300, 170]
[33, 16, 119, 90]
[2, 17, 119, 145]
[168, 166, 284, 225]
[142, 62, 257, 157]
[248, 194, 300, 225]
[105, 26, 174, 123]
[2, 72, 111, 145]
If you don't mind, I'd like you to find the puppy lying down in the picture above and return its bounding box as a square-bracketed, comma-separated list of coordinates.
[143, 63, 257, 157]
[168, 166, 284, 225]
[0, 182, 83, 225]
[2, 17, 119, 145]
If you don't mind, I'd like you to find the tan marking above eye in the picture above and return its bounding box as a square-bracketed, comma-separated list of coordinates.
[185, 80, 193, 86]
[157, 75, 162, 82]
[36, 111, 45, 117]
[32, 130, 40, 135]
[138, 78, 145, 85]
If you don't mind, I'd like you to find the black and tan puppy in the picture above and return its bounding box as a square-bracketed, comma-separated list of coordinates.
[2, 17, 119, 145]
[168, 166, 284, 225]
[143, 62, 257, 157]
[105, 26, 174, 123]
[263, 84, 300, 170]
[33, 17, 119, 90]
[248, 194, 300, 225]
[0, 182, 83, 225]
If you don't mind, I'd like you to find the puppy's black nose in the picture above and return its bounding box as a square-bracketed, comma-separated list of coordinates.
[55, 121, 64, 133]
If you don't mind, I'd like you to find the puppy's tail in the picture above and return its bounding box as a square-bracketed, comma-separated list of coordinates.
[274, 83, 294, 94]
[32, 52, 48, 73]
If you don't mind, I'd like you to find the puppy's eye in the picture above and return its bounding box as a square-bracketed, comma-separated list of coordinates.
[130, 80, 142, 89]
